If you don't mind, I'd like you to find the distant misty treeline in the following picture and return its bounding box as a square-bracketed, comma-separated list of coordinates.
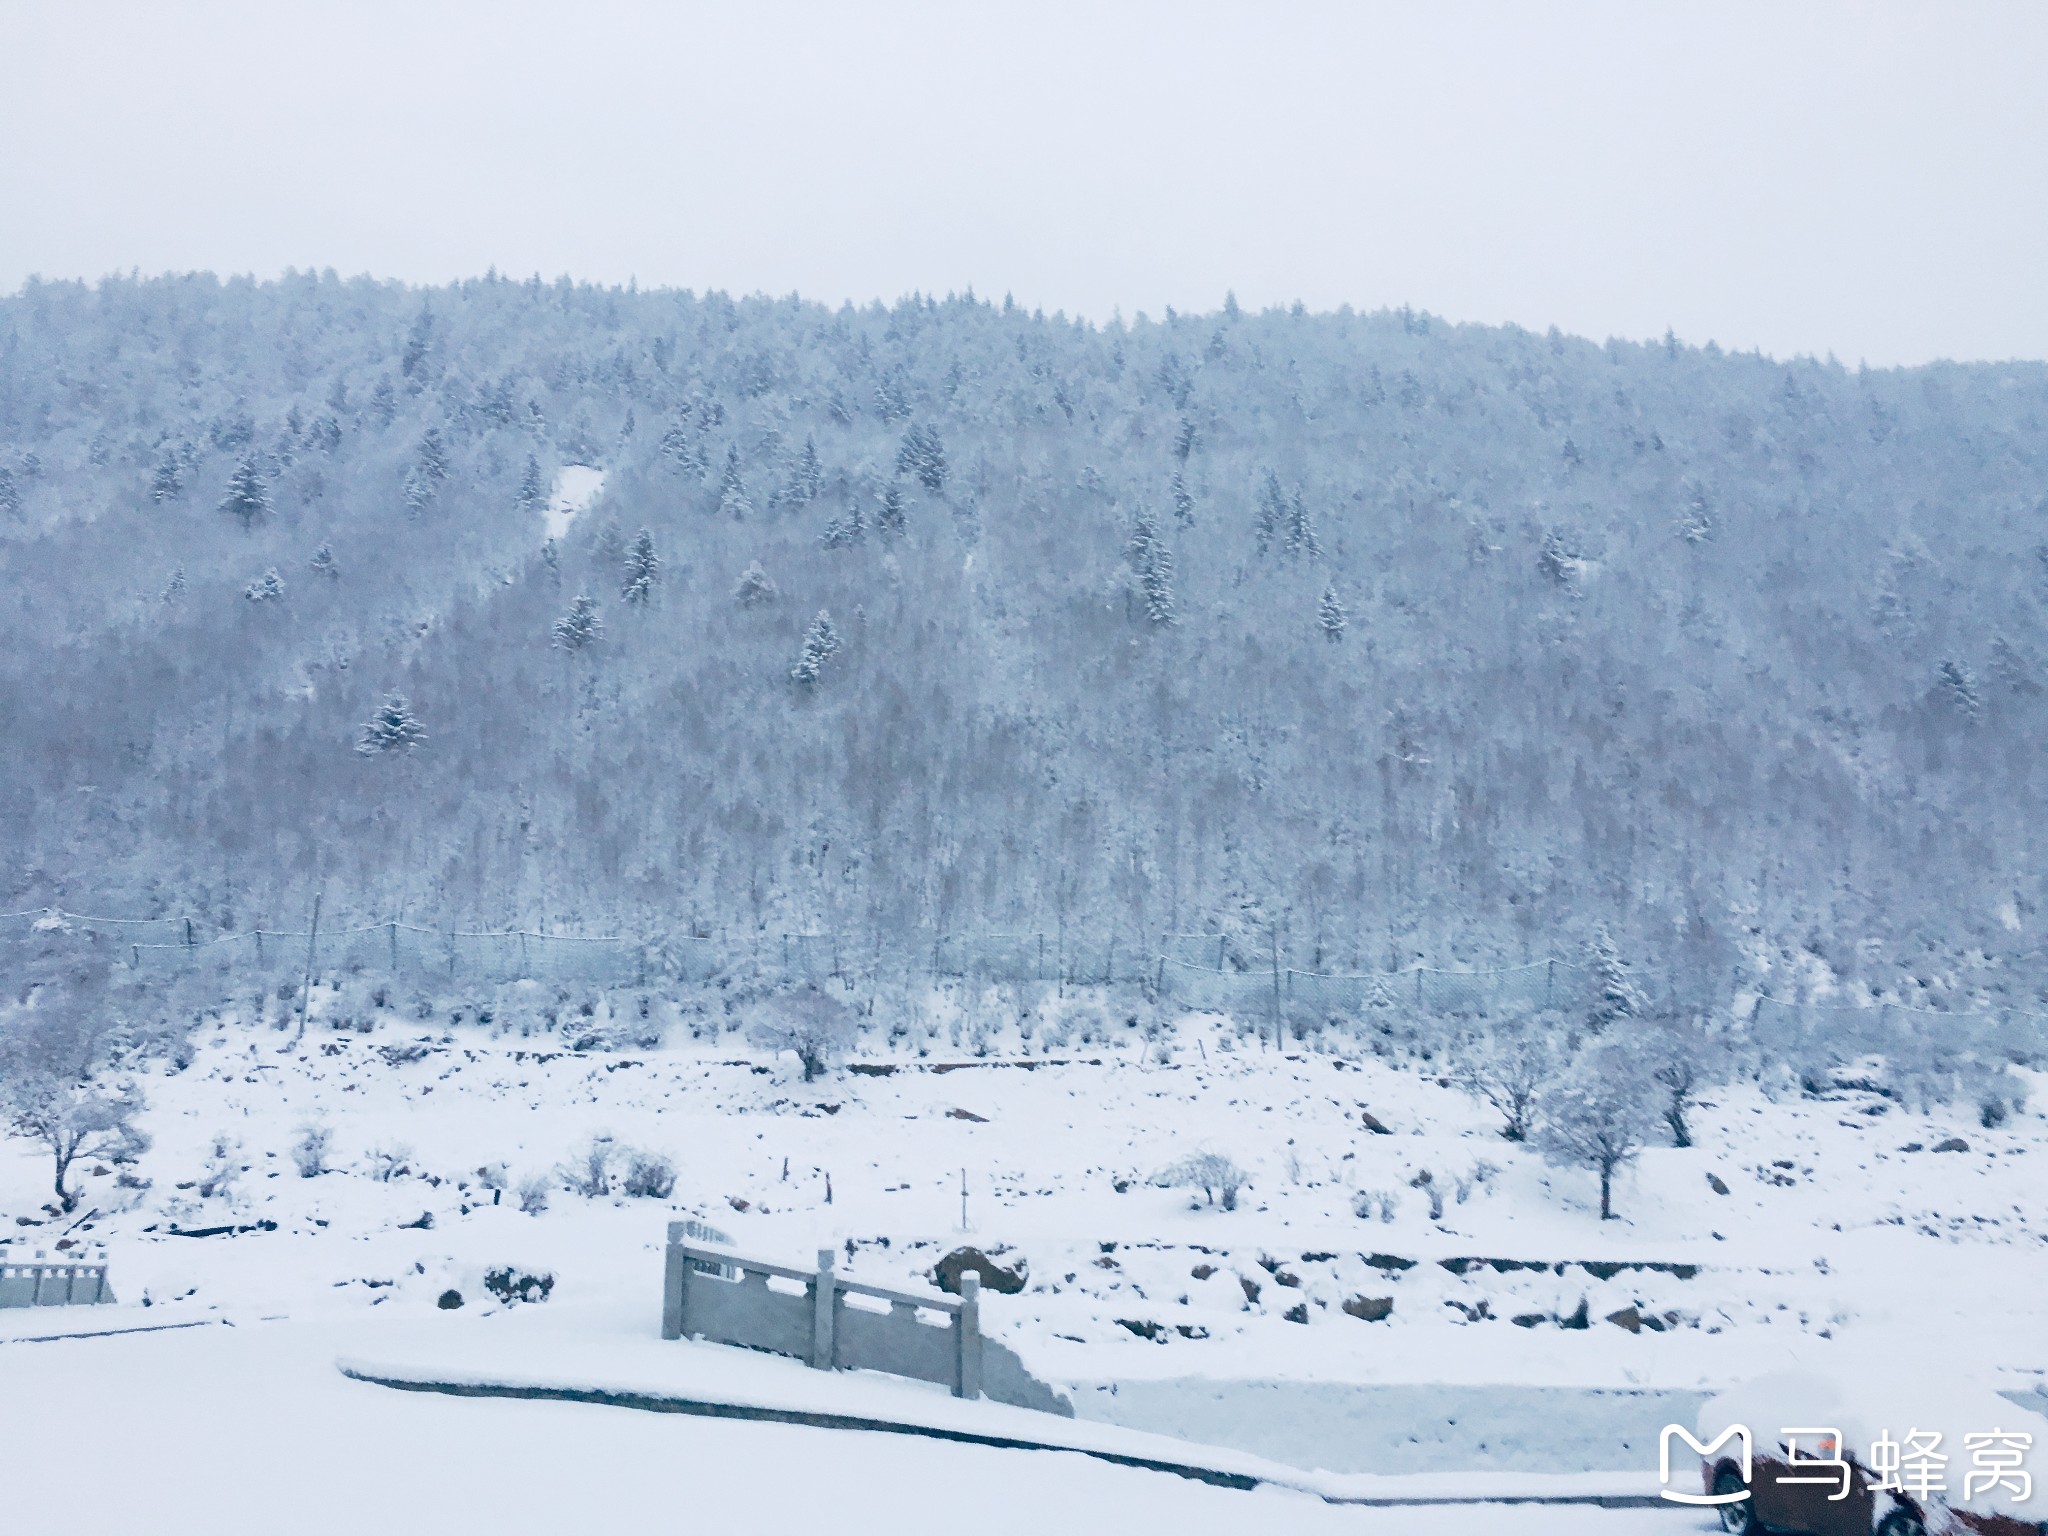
[3, 271, 2046, 1012]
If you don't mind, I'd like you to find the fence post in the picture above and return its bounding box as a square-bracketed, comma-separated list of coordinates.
[1545, 958, 1554, 1008]
[811, 1248, 837, 1370]
[185, 917, 194, 947]
[662, 1222, 688, 1340]
[955, 1271, 982, 1399]
[255, 930, 264, 967]
[389, 921, 399, 973]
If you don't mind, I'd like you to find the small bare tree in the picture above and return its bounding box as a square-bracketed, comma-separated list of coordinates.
[1455, 1012, 1566, 1141]
[1535, 1043, 1655, 1220]
[2, 948, 150, 1211]
[5, 1077, 149, 1212]
[1155, 1151, 1249, 1210]
[749, 987, 858, 1081]
[1642, 1015, 1724, 1148]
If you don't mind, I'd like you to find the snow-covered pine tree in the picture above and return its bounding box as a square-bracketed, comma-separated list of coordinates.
[1170, 468, 1195, 526]
[1940, 659, 1982, 719]
[219, 456, 270, 528]
[1586, 925, 1645, 1030]
[718, 446, 753, 519]
[1173, 416, 1198, 463]
[516, 454, 546, 514]
[790, 609, 842, 685]
[243, 568, 285, 603]
[1319, 582, 1347, 642]
[657, 418, 692, 469]
[149, 448, 183, 504]
[552, 594, 603, 652]
[415, 426, 448, 487]
[821, 499, 866, 549]
[1254, 469, 1286, 554]
[0, 467, 16, 519]
[621, 529, 660, 605]
[897, 423, 948, 494]
[1679, 482, 1713, 543]
[356, 692, 427, 756]
[1284, 490, 1322, 558]
[790, 436, 824, 504]
[733, 560, 777, 607]
[1125, 510, 1175, 626]
[875, 483, 907, 537]
[403, 469, 434, 515]
[162, 566, 186, 603]
[309, 544, 339, 580]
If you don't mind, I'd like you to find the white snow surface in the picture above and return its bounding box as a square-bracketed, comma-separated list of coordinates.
[541, 463, 604, 541]
[11, 1319, 1703, 1536]
[4, 992, 2046, 1520]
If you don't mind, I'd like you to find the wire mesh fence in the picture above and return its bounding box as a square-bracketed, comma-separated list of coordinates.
[1748, 995, 2048, 1070]
[8, 906, 2048, 1057]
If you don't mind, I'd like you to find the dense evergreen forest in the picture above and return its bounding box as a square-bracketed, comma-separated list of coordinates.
[3, 272, 2046, 1010]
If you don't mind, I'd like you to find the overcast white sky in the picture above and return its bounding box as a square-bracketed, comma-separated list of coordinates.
[4, 1, 2045, 366]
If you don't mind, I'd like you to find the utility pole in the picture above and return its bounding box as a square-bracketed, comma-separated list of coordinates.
[289, 892, 322, 1049]
[1268, 925, 1281, 1052]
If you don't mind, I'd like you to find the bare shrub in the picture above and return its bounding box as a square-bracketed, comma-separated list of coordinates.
[621, 1149, 676, 1199]
[197, 1133, 243, 1200]
[562, 1134, 617, 1197]
[1455, 1012, 1566, 1141]
[748, 986, 859, 1080]
[368, 1143, 414, 1182]
[1352, 1187, 1399, 1222]
[1408, 1167, 1445, 1220]
[516, 1173, 550, 1215]
[290, 1124, 331, 1178]
[1155, 1151, 1249, 1210]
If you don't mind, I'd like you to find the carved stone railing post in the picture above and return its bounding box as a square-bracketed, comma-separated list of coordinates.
[811, 1248, 837, 1369]
[955, 1271, 982, 1400]
[661, 1221, 688, 1340]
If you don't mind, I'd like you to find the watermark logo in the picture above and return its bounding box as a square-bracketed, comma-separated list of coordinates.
[1660, 1423, 1753, 1505]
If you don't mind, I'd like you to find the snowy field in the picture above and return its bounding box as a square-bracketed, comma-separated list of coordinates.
[5, 987, 2044, 1531]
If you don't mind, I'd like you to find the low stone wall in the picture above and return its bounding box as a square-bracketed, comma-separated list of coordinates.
[660, 1229, 1069, 1417]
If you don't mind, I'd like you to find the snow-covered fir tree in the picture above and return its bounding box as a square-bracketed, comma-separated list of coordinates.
[355, 692, 426, 756]
[516, 454, 546, 514]
[732, 560, 777, 607]
[621, 529, 660, 605]
[149, 448, 183, 504]
[552, 594, 603, 652]
[717, 446, 753, 520]
[875, 483, 907, 537]
[219, 456, 270, 528]
[790, 609, 841, 685]
[243, 568, 285, 603]
[1319, 582, 1347, 642]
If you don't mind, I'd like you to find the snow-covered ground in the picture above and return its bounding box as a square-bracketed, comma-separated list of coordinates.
[540, 463, 605, 541]
[5, 986, 2044, 1529]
